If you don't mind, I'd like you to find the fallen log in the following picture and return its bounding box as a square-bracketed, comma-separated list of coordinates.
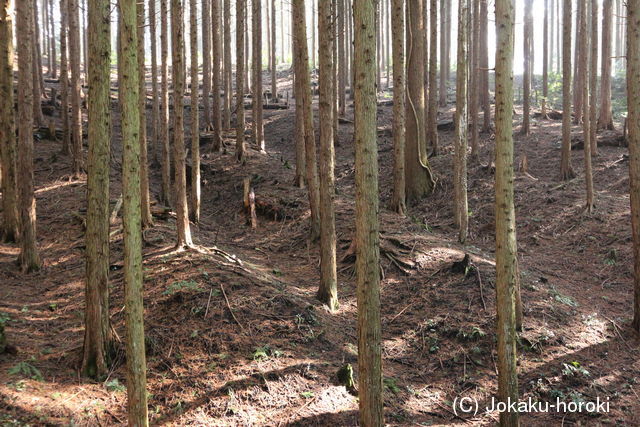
[571, 131, 627, 149]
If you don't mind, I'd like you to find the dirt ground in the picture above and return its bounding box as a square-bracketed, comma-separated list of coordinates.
[1, 71, 639, 426]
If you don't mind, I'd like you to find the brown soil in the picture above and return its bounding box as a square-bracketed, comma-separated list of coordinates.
[1, 73, 639, 426]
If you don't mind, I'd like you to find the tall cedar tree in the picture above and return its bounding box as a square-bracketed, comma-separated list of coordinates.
[542, 0, 549, 117]
[49, 0, 57, 78]
[495, 0, 520, 423]
[405, 0, 435, 201]
[69, 0, 83, 176]
[202, 0, 212, 129]
[119, 0, 148, 423]
[150, 0, 159, 164]
[469, 0, 479, 159]
[560, 0, 575, 179]
[454, 0, 468, 243]
[0, 0, 19, 242]
[317, 0, 338, 311]
[573, 0, 585, 123]
[236, 0, 246, 161]
[160, 0, 171, 205]
[271, 0, 277, 100]
[171, 0, 193, 248]
[17, 0, 41, 272]
[589, 0, 598, 158]
[338, 0, 346, 116]
[137, 0, 153, 228]
[480, 0, 490, 131]
[212, 0, 223, 151]
[598, 0, 615, 129]
[627, 0, 640, 332]
[190, 0, 201, 222]
[439, 0, 447, 106]
[427, 0, 438, 155]
[32, 0, 44, 127]
[292, 0, 321, 239]
[60, 0, 70, 156]
[252, 0, 265, 151]
[581, 0, 595, 211]
[82, 0, 112, 380]
[291, 11, 306, 188]
[522, 0, 532, 135]
[354, 0, 383, 422]
[390, 0, 406, 214]
[223, 0, 232, 129]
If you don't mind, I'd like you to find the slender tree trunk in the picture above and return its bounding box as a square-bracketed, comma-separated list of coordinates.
[550, 0, 554, 74]
[212, 0, 223, 150]
[494, 0, 520, 423]
[376, 0, 381, 89]
[292, 19, 306, 188]
[573, 0, 584, 123]
[69, 0, 82, 177]
[0, 0, 19, 242]
[557, 0, 561, 73]
[390, 0, 406, 215]
[338, 0, 346, 116]
[119, 0, 149, 423]
[49, 0, 57, 78]
[171, 0, 194, 247]
[522, 0, 532, 135]
[60, 0, 70, 155]
[223, 0, 232, 129]
[293, 0, 320, 239]
[426, 0, 438, 156]
[82, 0, 87, 82]
[582, 0, 595, 211]
[236, 0, 246, 160]
[354, 0, 383, 422]
[202, 0, 212, 129]
[405, 0, 435, 201]
[469, 0, 479, 159]
[44, 0, 50, 73]
[454, 0, 468, 243]
[561, 0, 575, 179]
[160, 0, 171, 205]
[137, 0, 153, 228]
[252, 0, 264, 150]
[17, 0, 41, 272]
[438, 0, 446, 106]
[82, 0, 111, 380]
[542, 0, 549, 117]
[150, 0, 159, 164]
[598, 0, 614, 130]
[589, 0, 598, 157]
[627, 0, 640, 332]
[189, 0, 201, 223]
[480, 0, 490, 132]
[32, 0, 44, 126]
[316, 0, 338, 311]
[245, 0, 249, 93]
[271, 0, 277, 99]
[445, 0, 451, 83]
[311, 0, 316, 69]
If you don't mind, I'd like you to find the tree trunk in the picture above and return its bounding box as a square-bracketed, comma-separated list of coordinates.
[271, 0, 277, 99]
[0, 0, 19, 243]
[390, 0, 406, 215]
[223, 0, 232, 129]
[292, 18, 306, 188]
[311, 0, 316, 69]
[598, 0, 614, 130]
[582, 0, 595, 211]
[17, 0, 41, 272]
[354, 0, 383, 423]
[252, 0, 264, 150]
[160, 0, 171, 205]
[316, 0, 338, 311]
[405, 0, 435, 201]
[542, 0, 549, 117]
[292, 0, 321, 239]
[202, 0, 212, 129]
[426, 0, 438, 155]
[60, 0, 70, 156]
[137, 0, 153, 228]
[454, 0, 468, 243]
[171, 0, 193, 248]
[82, 0, 111, 380]
[338, 0, 346, 116]
[236, 0, 246, 161]
[522, 0, 532, 135]
[438, 0, 447, 106]
[49, 0, 57, 78]
[589, 0, 598, 157]
[627, 0, 640, 332]
[494, 0, 520, 423]
[480, 0, 490, 132]
[32, 0, 44, 126]
[212, 0, 223, 150]
[189, 0, 201, 223]
[573, 0, 584, 123]
[68, 0, 82, 177]
[119, 0, 149, 423]
[150, 0, 159, 164]
[469, 0, 479, 159]
[561, 0, 575, 179]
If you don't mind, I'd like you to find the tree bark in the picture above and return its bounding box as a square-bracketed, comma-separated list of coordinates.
[137, 0, 153, 228]
[189, 0, 201, 223]
[598, 0, 614, 130]
[522, 0, 532, 135]
[271, 0, 277, 100]
[236, 0, 246, 161]
[149, 0, 159, 164]
[60, 0, 70, 156]
[252, 0, 264, 150]
[0, 0, 19, 242]
[223, 0, 232, 129]
[354, 0, 383, 423]
[469, 0, 479, 159]
[582, 0, 595, 211]
[49, 0, 57, 78]
[454, 0, 468, 243]
[171, 0, 193, 248]
[561, 0, 575, 179]
[589, 0, 598, 157]
[119, 0, 149, 423]
[338, 0, 346, 116]
[68, 0, 83, 177]
[438, 0, 447, 106]
[160, 0, 171, 205]
[390, 0, 406, 215]
[542, 0, 549, 117]
[83, 0, 112, 380]
[627, 0, 640, 332]
[317, 0, 338, 311]
[494, 0, 520, 423]
[293, 0, 321, 239]
[17, 0, 41, 272]
[405, 0, 435, 201]
[292, 16, 306, 188]
[426, 0, 438, 155]
[480, 0, 490, 132]
[212, 0, 223, 150]
[32, 0, 44, 126]
[573, 0, 585, 123]
[202, 0, 212, 129]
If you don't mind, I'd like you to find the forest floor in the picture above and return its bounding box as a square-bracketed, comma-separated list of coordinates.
[1, 72, 639, 426]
